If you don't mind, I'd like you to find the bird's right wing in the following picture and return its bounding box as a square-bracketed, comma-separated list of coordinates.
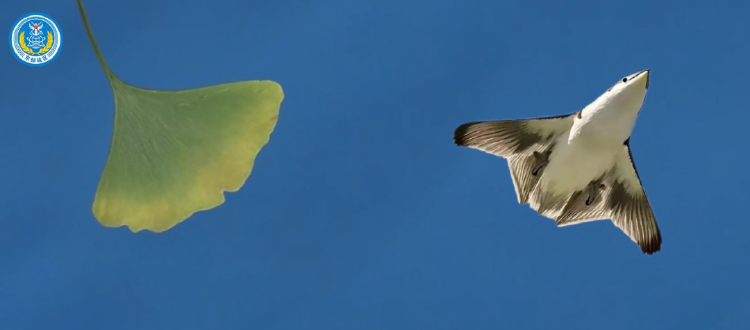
[605, 140, 662, 254]
[454, 113, 575, 204]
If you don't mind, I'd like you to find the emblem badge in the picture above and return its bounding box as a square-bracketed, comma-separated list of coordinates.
[9, 13, 63, 66]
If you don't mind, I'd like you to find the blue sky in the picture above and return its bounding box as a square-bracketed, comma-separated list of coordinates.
[2, 0, 749, 329]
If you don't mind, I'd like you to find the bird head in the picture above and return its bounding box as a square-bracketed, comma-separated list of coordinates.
[600, 69, 650, 113]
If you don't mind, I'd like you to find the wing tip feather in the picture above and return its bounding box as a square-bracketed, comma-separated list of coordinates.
[640, 229, 662, 255]
[453, 121, 482, 147]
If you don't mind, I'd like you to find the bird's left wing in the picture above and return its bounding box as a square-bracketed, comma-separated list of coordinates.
[605, 140, 662, 254]
[453, 113, 575, 204]
[453, 114, 574, 158]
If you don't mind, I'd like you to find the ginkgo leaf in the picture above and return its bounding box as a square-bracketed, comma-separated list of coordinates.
[77, 0, 284, 232]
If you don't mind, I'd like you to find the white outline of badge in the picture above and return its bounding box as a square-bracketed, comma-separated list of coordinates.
[9, 13, 63, 67]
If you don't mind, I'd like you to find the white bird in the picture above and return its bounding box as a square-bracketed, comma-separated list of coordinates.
[454, 69, 661, 255]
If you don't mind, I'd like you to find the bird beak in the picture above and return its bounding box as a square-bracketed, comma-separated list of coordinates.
[631, 69, 650, 90]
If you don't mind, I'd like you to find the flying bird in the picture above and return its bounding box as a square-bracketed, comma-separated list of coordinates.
[453, 70, 661, 255]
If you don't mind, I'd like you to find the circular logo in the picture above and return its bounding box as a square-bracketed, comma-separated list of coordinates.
[9, 13, 62, 67]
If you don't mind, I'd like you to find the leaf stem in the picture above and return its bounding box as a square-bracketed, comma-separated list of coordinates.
[76, 0, 116, 80]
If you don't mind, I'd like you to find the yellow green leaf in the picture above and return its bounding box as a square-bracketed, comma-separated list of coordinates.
[77, 0, 284, 232]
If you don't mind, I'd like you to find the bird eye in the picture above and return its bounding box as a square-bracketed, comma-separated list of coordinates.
[622, 77, 628, 83]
